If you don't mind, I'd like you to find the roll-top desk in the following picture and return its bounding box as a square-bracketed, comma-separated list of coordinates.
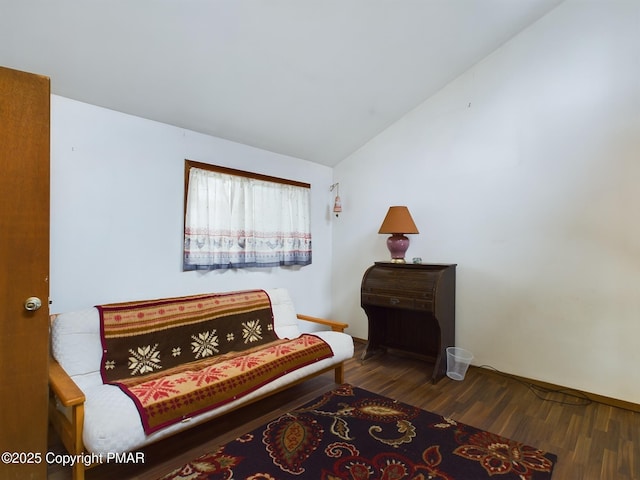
[361, 262, 456, 383]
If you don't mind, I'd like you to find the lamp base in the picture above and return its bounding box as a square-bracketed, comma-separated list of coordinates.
[386, 234, 410, 263]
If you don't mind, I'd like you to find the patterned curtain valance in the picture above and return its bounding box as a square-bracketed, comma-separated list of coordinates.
[184, 164, 312, 270]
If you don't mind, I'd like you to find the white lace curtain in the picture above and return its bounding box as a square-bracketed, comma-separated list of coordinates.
[184, 167, 312, 270]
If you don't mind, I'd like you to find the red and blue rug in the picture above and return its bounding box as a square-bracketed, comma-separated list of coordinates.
[160, 384, 556, 480]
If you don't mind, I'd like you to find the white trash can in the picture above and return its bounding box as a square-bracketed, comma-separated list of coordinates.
[446, 347, 473, 381]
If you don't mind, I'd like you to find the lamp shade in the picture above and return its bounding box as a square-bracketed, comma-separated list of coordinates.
[378, 206, 419, 234]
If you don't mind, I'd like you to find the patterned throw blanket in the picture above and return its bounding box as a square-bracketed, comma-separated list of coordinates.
[98, 290, 334, 433]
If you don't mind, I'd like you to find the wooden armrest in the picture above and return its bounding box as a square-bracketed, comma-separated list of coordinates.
[49, 359, 85, 407]
[297, 314, 349, 332]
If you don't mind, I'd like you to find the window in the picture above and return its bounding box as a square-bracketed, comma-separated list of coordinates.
[183, 160, 312, 270]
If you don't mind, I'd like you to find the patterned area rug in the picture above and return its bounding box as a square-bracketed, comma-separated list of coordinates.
[159, 384, 557, 480]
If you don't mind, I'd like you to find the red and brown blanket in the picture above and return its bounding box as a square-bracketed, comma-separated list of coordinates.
[98, 290, 334, 433]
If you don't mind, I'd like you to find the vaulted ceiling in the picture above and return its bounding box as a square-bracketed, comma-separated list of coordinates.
[1, 0, 563, 166]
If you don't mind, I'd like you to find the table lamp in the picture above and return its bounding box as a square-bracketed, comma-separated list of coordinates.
[378, 206, 419, 263]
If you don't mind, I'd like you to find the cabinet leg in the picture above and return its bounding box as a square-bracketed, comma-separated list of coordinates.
[431, 354, 446, 383]
[361, 343, 384, 361]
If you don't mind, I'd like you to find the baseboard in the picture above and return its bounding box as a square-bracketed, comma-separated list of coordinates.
[351, 337, 640, 412]
[488, 369, 640, 413]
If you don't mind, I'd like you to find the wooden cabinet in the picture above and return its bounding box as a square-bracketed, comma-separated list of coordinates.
[361, 262, 456, 383]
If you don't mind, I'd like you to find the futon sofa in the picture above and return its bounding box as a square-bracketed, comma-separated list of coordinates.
[48, 288, 353, 480]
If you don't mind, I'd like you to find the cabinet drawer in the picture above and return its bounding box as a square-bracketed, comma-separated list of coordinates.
[362, 293, 414, 309]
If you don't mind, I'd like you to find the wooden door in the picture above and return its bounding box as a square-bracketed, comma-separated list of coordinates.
[0, 66, 50, 479]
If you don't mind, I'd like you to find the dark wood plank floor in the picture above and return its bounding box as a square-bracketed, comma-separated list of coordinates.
[48, 342, 640, 479]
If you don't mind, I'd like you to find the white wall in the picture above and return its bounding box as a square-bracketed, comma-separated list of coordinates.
[50, 96, 335, 317]
[332, 0, 640, 403]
